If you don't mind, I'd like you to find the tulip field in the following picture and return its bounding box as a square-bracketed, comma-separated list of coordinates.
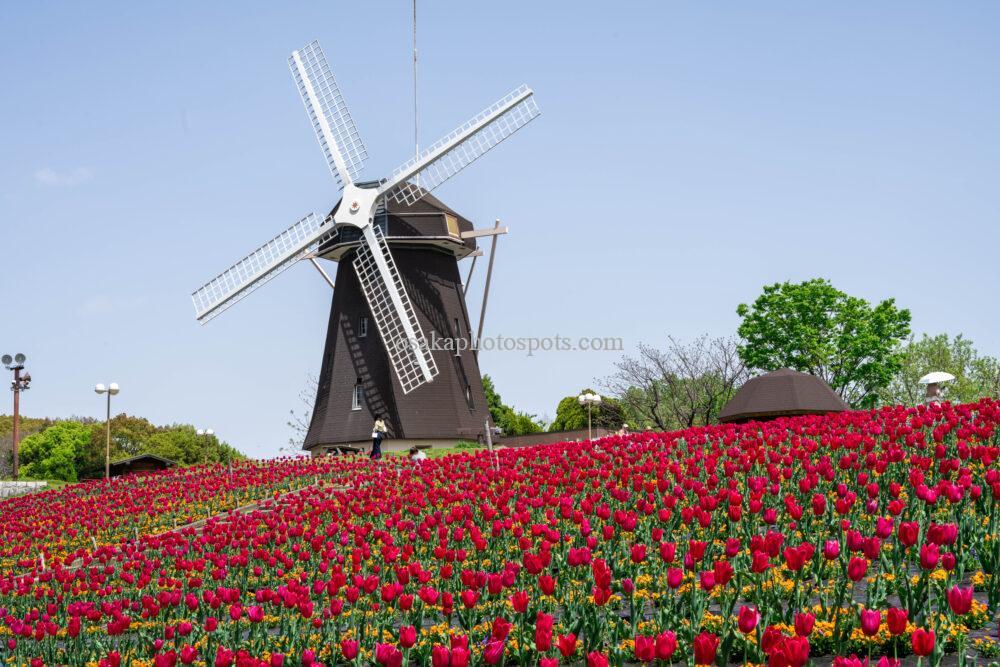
[2, 401, 1000, 666]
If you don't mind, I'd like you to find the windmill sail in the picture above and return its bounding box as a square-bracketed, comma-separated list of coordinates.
[353, 225, 438, 393]
[191, 213, 335, 323]
[380, 85, 540, 206]
[289, 41, 368, 187]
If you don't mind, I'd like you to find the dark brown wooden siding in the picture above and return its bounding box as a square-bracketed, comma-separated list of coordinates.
[304, 245, 491, 449]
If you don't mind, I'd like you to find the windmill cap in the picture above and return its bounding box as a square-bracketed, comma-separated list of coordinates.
[918, 371, 956, 385]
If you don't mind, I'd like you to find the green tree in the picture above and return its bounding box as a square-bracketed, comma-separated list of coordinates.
[973, 356, 1000, 399]
[19, 421, 93, 482]
[881, 333, 1000, 406]
[736, 279, 911, 408]
[482, 375, 542, 436]
[77, 414, 157, 477]
[549, 389, 625, 432]
[147, 424, 243, 465]
[1, 415, 52, 477]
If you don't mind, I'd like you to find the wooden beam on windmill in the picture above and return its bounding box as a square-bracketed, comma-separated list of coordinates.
[460, 223, 506, 298]
[475, 219, 505, 348]
[301, 251, 335, 290]
[463, 249, 484, 297]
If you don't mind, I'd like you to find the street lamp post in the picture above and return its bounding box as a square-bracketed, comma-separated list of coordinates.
[577, 392, 602, 441]
[196, 428, 214, 465]
[95, 383, 120, 479]
[3, 354, 31, 480]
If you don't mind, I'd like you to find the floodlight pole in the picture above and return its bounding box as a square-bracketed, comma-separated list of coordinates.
[11, 367, 21, 480]
[104, 392, 111, 479]
[197, 428, 215, 465]
[95, 383, 119, 480]
[578, 393, 602, 441]
[5, 356, 30, 481]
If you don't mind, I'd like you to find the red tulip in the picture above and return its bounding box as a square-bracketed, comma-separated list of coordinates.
[451, 647, 470, 667]
[460, 590, 478, 609]
[794, 612, 815, 637]
[340, 639, 359, 660]
[491, 617, 511, 641]
[557, 633, 578, 658]
[510, 590, 529, 613]
[911, 628, 935, 656]
[634, 635, 656, 662]
[919, 543, 939, 570]
[860, 608, 881, 637]
[780, 636, 810, 667]
[692, 631, 719, 666]
[592, 559, 612, 588]
[375, 644, 402, 667]
[655, 630, 677, 660]
[847, 557, 868, 582]
[483, 639, 504, 665]
[886, 607, 907, 635]
[535, 612, 554, 651]
[761, 625, 785, 655]
[179, 646, 198, 665]
[738, 605, 759, 633]
[399, 625, 416, 648]
[587, 653, 609, 667]
[946, 586, 973, 615]
[214, 646, 233, 667]
[897, 521, 919, 547]
[784, 546, 807, 571]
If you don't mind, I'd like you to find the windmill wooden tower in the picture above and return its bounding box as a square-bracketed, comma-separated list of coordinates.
[191, 41, 539, 454]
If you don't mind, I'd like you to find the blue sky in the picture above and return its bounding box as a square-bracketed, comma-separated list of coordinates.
[2, 2, 998, 457]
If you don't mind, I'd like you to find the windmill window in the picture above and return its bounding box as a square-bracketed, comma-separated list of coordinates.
[465, 384, 474, 409]
[445, 213, 460, 238]
[352, 381, 363, 411]
[359, 316, 369, 337]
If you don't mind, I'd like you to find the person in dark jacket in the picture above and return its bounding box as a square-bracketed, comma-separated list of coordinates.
[370, 416, 387, 459]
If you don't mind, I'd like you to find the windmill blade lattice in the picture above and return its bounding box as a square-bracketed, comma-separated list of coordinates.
[353, 225, 438, 393]
[191, 213, 336, 322]
[289, 41, 368, 187]
[381, 85, 540, 206]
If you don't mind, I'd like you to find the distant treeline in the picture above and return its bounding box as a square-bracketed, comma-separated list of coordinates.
[0, 414, 243, 482]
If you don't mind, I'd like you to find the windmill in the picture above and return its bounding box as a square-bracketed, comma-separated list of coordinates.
[192, 40, 539, 453]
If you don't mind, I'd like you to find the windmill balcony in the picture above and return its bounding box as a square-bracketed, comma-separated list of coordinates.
[319, 209, 478, 262]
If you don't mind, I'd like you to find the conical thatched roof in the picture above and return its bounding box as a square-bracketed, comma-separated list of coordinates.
[718, 368, 850, 424]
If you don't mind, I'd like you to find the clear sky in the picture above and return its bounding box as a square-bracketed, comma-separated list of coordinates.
[2, 2, 998, 457]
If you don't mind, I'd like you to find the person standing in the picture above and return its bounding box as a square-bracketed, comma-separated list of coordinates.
[371, 415, 387, 459]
